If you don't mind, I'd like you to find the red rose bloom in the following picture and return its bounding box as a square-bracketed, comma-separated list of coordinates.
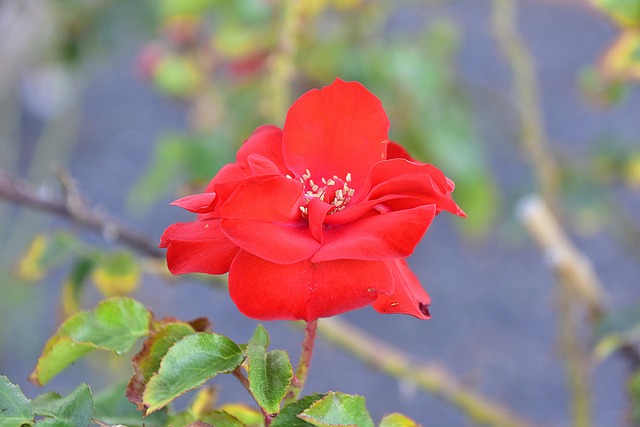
[160, 79, 464, 321]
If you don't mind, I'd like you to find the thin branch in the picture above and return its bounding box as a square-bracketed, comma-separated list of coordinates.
[490, 0, 561, 209]
[0, 168, 163, 258]
[286, 319, 318, 402]
[317, 317, 538, 427]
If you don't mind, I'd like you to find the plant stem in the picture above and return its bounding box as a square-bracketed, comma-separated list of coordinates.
[490, 0, 560, 210]
[317, 317, 535, 427]
[286, 319, 318, 402]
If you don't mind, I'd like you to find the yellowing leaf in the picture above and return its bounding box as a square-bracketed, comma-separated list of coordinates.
[92, 252, 140, 297]
[17, 234, 47, 281]
[601, 30, 640, 81]
[625, 152, 640, 190]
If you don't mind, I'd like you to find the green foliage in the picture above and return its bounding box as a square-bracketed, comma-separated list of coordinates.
[299, 392, 375, 427]
[246, 345, 293, 414]
[270, 394, 325, 427]
[30, 298, 151, 385]
[31, 385, 93, 427]
[595, 302, 640, 360]
[142, 333, 245, 414]
[94, 382, 167, 427]
[0, 376, 33, 427]
[378, 413, 420, 427]
[592, 0, 640, 26]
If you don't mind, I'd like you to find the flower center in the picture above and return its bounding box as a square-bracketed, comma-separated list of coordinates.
[292, 169, 355, 218]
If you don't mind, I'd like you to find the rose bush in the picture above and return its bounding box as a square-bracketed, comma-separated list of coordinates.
[160, 79, 464, 321]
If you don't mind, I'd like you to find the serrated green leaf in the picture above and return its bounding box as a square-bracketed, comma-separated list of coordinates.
[127, 321, 199, 410]
[247, 345, 292, 414]
[199, 410, 245, 427]
[34, 419, 73, 427]
[143, 333, 245, 414]
[94, 382, 167, 427]
[270, 394, 325, 427]
[31, 384, 93, 427]
[299, 392, 374, 427]
[0, 376, 33, 427]
[378, 413, 420, 427]
[31, 298, 151, 385]
[248, 324, 270, 348]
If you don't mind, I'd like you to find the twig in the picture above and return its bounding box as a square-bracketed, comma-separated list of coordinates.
[0, 168, 163, 258]
[317, 317, 538, 427]
[518, 194, 640, 427]
[490, 0, 561, 209]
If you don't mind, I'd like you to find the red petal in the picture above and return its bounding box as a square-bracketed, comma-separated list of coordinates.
[366, 158, 464, 216]
[236, 125, 287, 174]
[386, 141, 415, 160]
[371, 259, 431, 319]
[228, 250, 395, 321]
[312, 205, 436, 262]
[306, 197, 332, 242]
[170, 193, 217, 213]
[160, 220, 239, 275]
[282, 79, 389, 192]
[218, 176, 320, 264]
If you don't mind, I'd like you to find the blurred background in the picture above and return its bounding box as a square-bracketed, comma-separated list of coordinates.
[1, 0, 640, 426]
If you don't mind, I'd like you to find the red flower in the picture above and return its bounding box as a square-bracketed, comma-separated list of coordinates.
[160, 79, 464, 321]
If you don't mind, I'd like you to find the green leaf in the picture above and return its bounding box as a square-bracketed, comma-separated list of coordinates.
[0, 376, 33, 427]
[30, 298, 151, 385]
[629, 370, 640, 422]
[91, 251, 140, 297]
[270, 394, 325, 427]
[595, 302, 640, 360]
[126, 321, 199, 410]
[247, 345, 292, 414]
[378, 413, 420, 427]
[142, 333, 245, 414]
[217, 403, 263, 426]
[94, 382, 167, 427]
[31, 384, 93, 427]
[248, 324, 270, 348]
[60, 257, 94, 317]
[16, 232, 80, 282]
[299, 392, 374, 427]
[199, 411, 245, 427]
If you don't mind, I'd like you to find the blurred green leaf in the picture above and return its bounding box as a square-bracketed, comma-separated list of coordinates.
[30, 298, 151, 385]
[299, 392, 374, 427]
[629, 370, 640, 422]
[91, 251, 140, 297]
[378, 413, 420, 427]
[270, 394, 325, 427]
[16, 232, 80, 282]
[595, 302, 640, 360]
[94, 382, 167, 427]
[199, 411, 245, 427]
[247, 345, 292, 414]
[142, 333, 245, 414]
[60, 257, 94, 317]
[31, 384, 93, 427]
[217, 403, 263, 427]
[0, 376, 33, 427]
[592, 0, 640, 26]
